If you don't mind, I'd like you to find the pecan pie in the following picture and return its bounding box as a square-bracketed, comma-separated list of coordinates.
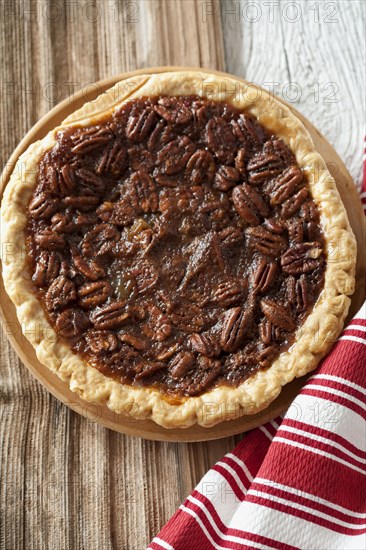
[0, 71, 356, 428]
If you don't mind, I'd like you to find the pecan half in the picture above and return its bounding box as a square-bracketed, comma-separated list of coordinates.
[35, 230, 66, 251]
[32, 251, 61, 287]
[71, 127, 113, 154]
[259, 318, 272, 345]
[85, 330, 119, 354]
[155, 97, 192, 125]
[220, 298, 255, 352]
[129, 147, 155, 172]
[71, 246, 106, 281]
[77, 280, 112, 309]
[126, 105, 157, 142]
[232, 184, 269, 225]
[119, 333, 149, 351]
[64, 195, 100, 211]
[218, 226, 244, 247]
[206, 117, 237, 164]
[170, 303, 209, 333]
[157, 136, 196, 175]
[231, 114, 265, 147]
[247, 141, 283, 183]
[81, 224, 120, 257]
[29, 193, 58, 220]
[76, 168, 104, 193]
[185, 149, 215, 184]
[45, 276, 76, 311]
[260, 298, 296, 331]
[190, 333, 221, 357]
[269, 165, 303, 205]
[169, 351, 195, 379]
[51, 211, 78, 233]
[281, 242, 323, 275]
[97, 199, 135, 226]
[96, 141, 128, 176]
[281, 187, 308, 218]
[90, 301, 130, 330]
[252, 257, 278, 293]
[46, 164, 76, 195]
[286, 274, 310, 311]
[55, 308, 91, 337]
[235, 148, 247, 177]
[129, 171, 158, 213]
[212, 280, 242, 306]
[246, 226, 287, 255]
[214, 165, 240, 191]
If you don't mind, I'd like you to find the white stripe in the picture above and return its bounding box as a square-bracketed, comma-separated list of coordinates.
[278, 425, 366, 464]
[305, 383, 366, 411]
[273, 437, 366, 475]
[339, 335, 366, 345]
[215, 460, 248, 495]
[270, 419, 280, 430]
[195, 468, 243, 525]
[284, 394, 365, 451]
[225, 452, 254, 482]
[188, 495, 273, 546]
[310, 374, 366, 395]
[180, 504, 272, 550]
[346, 324, 366, 333]
[229, 501, 366, 549]
[148, 538, 175, 550]
[255, 477, 366, 520]
[248, 489, 366, 530]
[259, 426, 274, 441]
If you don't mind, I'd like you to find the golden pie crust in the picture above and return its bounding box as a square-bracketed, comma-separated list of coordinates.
[0, 71, 356, 428]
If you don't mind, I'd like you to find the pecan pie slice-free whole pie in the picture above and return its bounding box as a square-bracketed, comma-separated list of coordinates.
[1, 71, 356, 428]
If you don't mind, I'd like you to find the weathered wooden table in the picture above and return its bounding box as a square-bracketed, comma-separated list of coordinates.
[1, 1, 364, 548]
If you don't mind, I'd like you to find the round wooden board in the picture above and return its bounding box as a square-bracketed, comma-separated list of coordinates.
[1, 67, 365, 442]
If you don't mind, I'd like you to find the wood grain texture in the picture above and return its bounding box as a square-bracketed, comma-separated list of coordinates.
[0, 1, 364, 549]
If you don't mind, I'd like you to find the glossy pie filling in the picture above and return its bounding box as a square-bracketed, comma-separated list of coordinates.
[26, 96, 326, 396]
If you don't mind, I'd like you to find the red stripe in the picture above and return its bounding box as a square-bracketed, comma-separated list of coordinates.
[156, 507, 214, 550]
[274, 429, 365, 472]
[343, 328, 366, 342]
[220, 455, 252, 489]
[191, 489, 299, 550]
[212, 463, 246, 501]
[306, 377, 365, 404]
[300, 388, 366, 420]
[245, 493, 366, 536]
[347, 319, 366, 327]
[257, 442, 366, 513]
[250, 481, 366, 527]
[182, 499, 253, 549]
[316, 340, 366, 387]
[230, 429, 272, 479]
[186, 501, 288, 550]
[281, 418, 366, 459]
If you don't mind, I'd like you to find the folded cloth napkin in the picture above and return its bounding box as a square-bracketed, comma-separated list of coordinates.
[148, 147, 366, 550]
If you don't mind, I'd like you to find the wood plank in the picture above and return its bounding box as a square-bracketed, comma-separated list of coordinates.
[222, 0, 365, 186]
